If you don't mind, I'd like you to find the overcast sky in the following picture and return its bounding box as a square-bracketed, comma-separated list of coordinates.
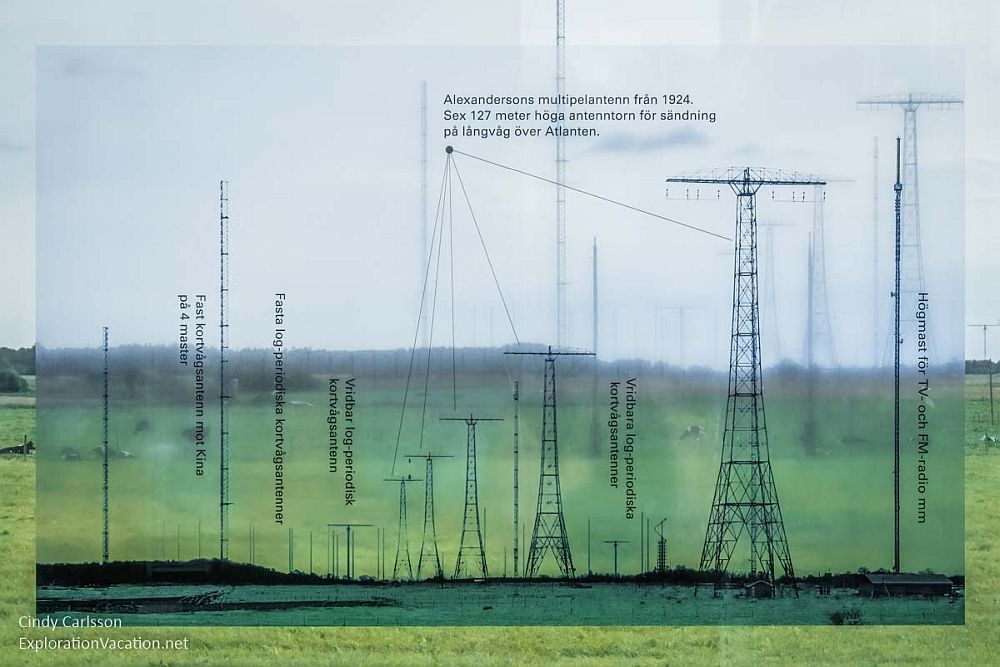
[34, 43, 963, 369]
[3, 1, 999, 362]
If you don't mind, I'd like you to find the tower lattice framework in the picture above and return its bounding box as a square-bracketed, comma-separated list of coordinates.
[444, 415, 500, 579]
[666, 168, 819, 594]
[859, 93, 962, 362]
[385, 477, 421, 581]
[408, 453, 451, 579]
[808, 185, 836, 368]
[506, 347, 591, 577]
[394, 481, 411, 580]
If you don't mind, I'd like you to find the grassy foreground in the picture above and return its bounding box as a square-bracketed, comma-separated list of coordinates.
[2, 385, 998, 665]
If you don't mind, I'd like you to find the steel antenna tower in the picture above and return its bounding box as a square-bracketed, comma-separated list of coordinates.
[406, 453, 453, 579]
[968, 324, 1000, 425]
[657, 306, 705, 368]
[219, 179, 231, 561]
[859, 93, 962, 361]
[512, 381, 520, 578]
[807, 185, 836, 368]
[101, 326, 110, 564]
[442, 414, 503, 578]
[759, 223, 793, 363]
[504, 346, 593, 577]
[892, 137, 903, 575]
[385, 476, 423, 580]
[654, 518, 668, 573]
[666, 168, 821, 595]
[555, 0, 567, 347]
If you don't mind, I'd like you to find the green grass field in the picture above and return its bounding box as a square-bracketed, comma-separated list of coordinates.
[35, 368, 964, 579]
[2, 377, 997, 664]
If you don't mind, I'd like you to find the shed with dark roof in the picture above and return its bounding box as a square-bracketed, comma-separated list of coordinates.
[857, 573, 953, 597]
[743, 579, 774, 599]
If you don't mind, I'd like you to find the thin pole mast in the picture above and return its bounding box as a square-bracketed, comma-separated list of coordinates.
[893, 138, 903, 575]
[513, 381, 520, 578]
[102, 326, 109, 564]
[219, 180, 231, 561]
[966, 325, 999, 424]
[555, 0, 567, 347]
[420, 80, 429, 347]
[587, 518, 591, 574]
[591, 239, 600, 453]
[592, 238, 598, 354]
[873, 137, 880, 366]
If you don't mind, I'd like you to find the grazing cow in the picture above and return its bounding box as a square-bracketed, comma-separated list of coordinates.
[0, 440, 34, 455]
[981, 434, 998, 445]
[90, 446, 136, 459]
[680, 425, 706, 440]
[60, 447, 81, 461]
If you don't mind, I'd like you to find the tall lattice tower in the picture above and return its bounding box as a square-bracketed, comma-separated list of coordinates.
[443, 415, 501, 578]
[807, 185, 836, 368]
[407, 453, 451, 579]
[859, 93, 962, 361]
[667, 168, 819, 594]
[385, 476, 422, 580]
[505, 347, 592, 577]
[757, 223, 792, 364]
[218, 179, 231, 561]
[760, 225, 781, 362]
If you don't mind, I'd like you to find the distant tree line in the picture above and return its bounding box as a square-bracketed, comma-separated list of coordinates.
[30, 341, 989, 402]
[0, 345, 35, 374]
[36, 343, 607, 401]
[966, 359, 1000, 374]
[0, 365, 27, 392]
[0, 345, 33, 392]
